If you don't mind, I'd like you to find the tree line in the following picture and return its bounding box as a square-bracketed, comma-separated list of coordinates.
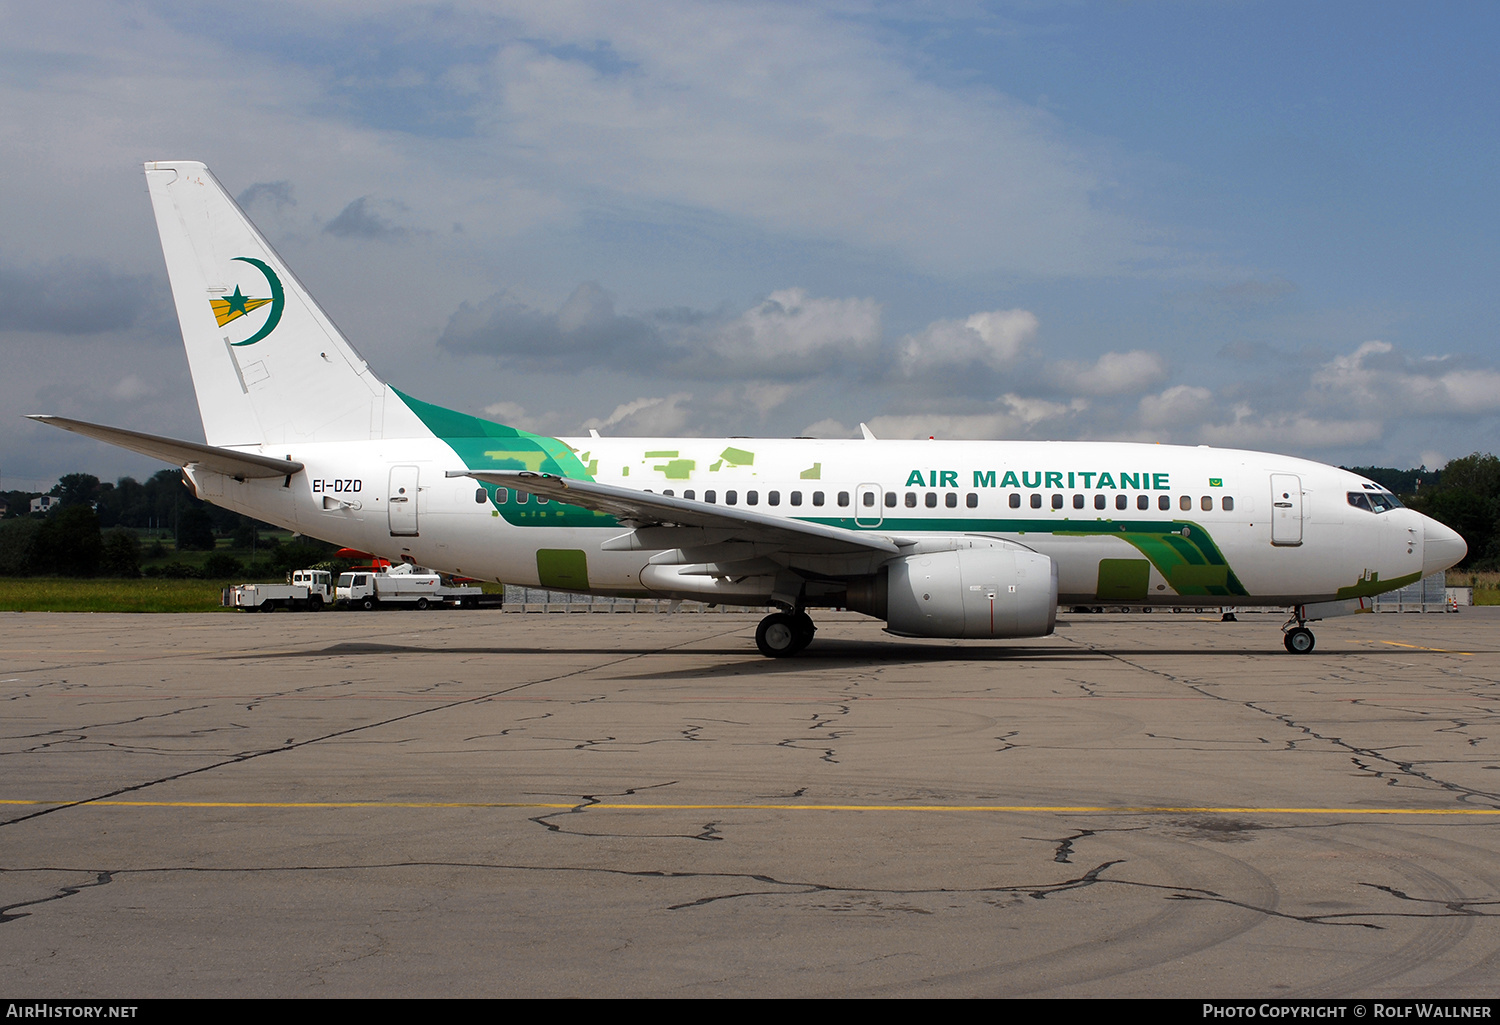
[0, 470, 335, 578]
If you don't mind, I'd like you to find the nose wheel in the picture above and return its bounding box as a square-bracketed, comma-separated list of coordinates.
[756, 611, 817, 658]
[1283, 626, 1316, 654]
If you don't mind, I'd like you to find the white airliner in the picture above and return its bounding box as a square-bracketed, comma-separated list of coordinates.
[30, 161, 1468, 657]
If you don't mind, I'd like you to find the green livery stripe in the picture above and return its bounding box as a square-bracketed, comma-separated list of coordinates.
[395, 388, 593, 479]
[802, 516, 1250, 597]
[394, 388, 619, 528]
[1337, 570, 1422, 599]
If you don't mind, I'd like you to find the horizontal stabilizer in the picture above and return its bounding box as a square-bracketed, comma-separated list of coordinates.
[27, 415, 303, 479]
[450, 469, 903, 557]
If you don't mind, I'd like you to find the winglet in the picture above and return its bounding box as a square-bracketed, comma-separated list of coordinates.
[859, 422, 877, 441]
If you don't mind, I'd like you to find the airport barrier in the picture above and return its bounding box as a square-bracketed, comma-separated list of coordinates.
[1370, 572, 1459, 613]
[500, 585, 766, 614]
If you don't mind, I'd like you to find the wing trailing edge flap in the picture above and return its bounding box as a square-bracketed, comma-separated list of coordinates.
[452, 470, 906, 558]
[27, 415, 303, 479]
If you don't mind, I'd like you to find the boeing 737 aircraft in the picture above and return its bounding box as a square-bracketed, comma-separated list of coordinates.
[30, 161, 1469, 657]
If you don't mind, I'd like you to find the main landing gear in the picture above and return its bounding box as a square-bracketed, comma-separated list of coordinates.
[756, 611, 817, 658]
[1282, 608, 1316, 654]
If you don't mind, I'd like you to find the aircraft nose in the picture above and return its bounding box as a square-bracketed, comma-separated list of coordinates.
[1421, 515, 1467, 576]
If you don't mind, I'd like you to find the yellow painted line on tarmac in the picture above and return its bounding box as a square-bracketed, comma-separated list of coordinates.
[3, 799, 1499, 815]
[1372, 640, 1474, 655]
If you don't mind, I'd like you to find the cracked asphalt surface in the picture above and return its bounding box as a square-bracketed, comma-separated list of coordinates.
[3, 607, 1500, 997]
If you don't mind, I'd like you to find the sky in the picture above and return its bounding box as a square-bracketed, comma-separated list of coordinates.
[3, 0, 1498, 490]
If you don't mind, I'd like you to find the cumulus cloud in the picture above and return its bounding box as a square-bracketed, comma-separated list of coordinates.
[324, 197, 411, 240]
[1310, 340, 1500, 416]
[237, 181, 296, 212]
[1047, 349, 1167, 396]
[687, 289, 881, 374]
[439, 283, 878, 378]
[439, 282, 658, 370]
[1196, 410, 1383, 451]
[1138, 385, 1215, 428]
[581, 393, 694, 436]
[900, 308, 1037, 372]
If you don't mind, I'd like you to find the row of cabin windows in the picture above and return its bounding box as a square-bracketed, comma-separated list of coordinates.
[478, 486, 1234, 513]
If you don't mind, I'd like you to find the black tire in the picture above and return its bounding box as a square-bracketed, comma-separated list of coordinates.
[756, 613, 800, 658]
[1284, 627, 1315, 654]
[260, 600, 276, 613]
[790, 612, 816, 654]
[415, 597, 429, 611]
[360, 597, 376, 611]
[308, 595, 323, 612]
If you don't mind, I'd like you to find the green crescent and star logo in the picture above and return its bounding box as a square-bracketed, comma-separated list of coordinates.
[210, 256, 285, 346]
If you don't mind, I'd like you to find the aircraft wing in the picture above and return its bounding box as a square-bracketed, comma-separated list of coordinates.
[27, 415, 303, 479]
[451, 470, 904, 556]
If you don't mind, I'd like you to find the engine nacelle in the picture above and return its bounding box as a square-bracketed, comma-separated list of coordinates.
[876, 548, 1058, 639]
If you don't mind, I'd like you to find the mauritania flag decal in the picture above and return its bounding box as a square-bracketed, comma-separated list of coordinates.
[211, 256, 285, 346]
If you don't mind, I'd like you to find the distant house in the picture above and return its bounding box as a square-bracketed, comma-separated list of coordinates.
[30, 495, 59, 514]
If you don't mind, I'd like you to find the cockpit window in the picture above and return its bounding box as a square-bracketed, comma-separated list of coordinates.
[1348, 491, 1402, 513]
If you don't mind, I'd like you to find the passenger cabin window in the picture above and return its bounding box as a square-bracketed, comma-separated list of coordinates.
[767, 491, 780, 506]
[1222, 496, 1234, 511]
[684, 490, 695, 500]
[663, 489, 674, 497]
[946, 493, 958, 508]
[1051, 494, 1063, 509]
[1030, 494, 1042, 509]
[726, 490, 738, 505]
[905, 492, 917, 508]
[812, 492, 825, 507]
[1095, 494, 1106, 510]
[1201, 495, 1213, 511]
[834, 492, 845, 507]
[790, 492, 802, 506]
[1010, 493, 1021, 508]
[1116, 495, 1127, 510]
[1158, 495, 1171, 511]
[885, 492, 897, 507]
[925, 493, 937, 508]
[475, 487, 488, 504]
[536, 496, 548, 504]
[1073, 494, 1084, 510]
[1137, 495, 1149, 510]
[516, 491, 529, 505]
[1180, 495, 1192, 511]
[966, 494, 978, 508]
[746, 491, 758, 506]
[705, 490, 716, 503]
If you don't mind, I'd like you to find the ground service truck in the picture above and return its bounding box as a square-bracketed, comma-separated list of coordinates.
[336, 564, 490, 610]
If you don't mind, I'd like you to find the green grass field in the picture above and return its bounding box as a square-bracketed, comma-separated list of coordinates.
[0, 577, 235, 613]
[1450, 571, 1500, 606]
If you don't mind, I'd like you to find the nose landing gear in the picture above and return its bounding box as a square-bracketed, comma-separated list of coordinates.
[755, 610, 817, 658]
[1282, 607, 1316, 654]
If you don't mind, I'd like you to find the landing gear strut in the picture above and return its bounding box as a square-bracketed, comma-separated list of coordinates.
[1282, 607, 1316, 654]
[756, 611, 817, 658]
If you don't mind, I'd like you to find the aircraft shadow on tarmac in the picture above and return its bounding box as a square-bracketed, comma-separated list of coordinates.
[226, 638, 1427, 674]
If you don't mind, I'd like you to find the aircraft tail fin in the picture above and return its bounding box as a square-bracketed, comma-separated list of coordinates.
[144, 161, 428, 447]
